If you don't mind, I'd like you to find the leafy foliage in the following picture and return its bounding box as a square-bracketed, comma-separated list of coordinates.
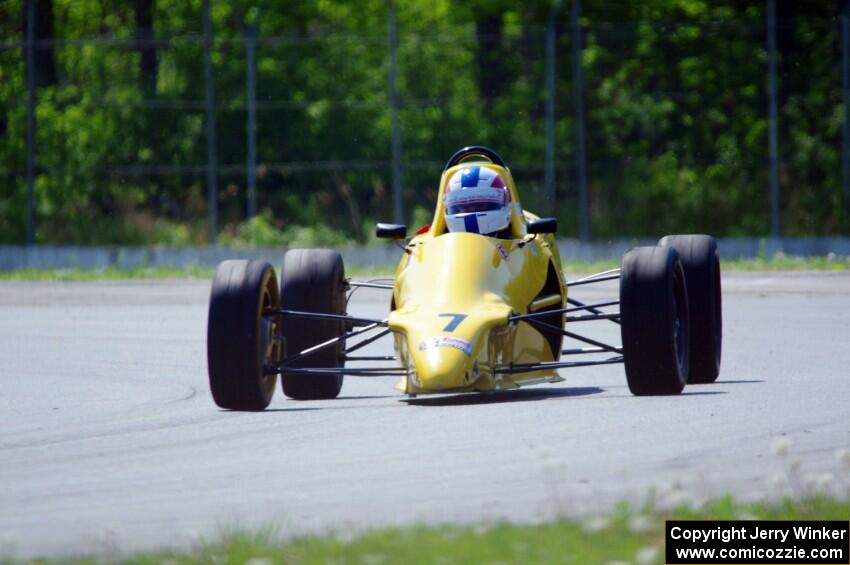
[218, 209, 352, 247]
[0, 0, 848, 244]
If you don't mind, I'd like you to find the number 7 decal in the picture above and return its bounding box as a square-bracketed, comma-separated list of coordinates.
[439, 313, 467, 332]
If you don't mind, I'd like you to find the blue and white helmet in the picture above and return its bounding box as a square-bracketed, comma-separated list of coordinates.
[444, 166, 511, 235]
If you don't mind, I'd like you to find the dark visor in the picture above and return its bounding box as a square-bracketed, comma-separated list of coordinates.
[447, 201, 503, 215]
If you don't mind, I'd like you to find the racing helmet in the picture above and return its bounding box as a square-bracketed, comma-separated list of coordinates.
[444, 166, 511, 235]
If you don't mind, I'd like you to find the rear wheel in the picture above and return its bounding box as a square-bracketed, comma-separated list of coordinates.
[207, 260, 280, 410]
[279, 249, 347, 400]
[659, 234, 722, 383]
[620, 246, 690, 395]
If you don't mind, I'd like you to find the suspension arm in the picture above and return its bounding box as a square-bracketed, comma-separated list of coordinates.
[279, 320, 387, 366]
[565, 313, 620, 323]
[279, 367, 407, 377]
[275, 309, 388, 327]
[519, 317, 622, 354]
[496, 355, 624, 375]
[347, 281, 394, 290]
[508, 299, 619, 323]
[566, 298, 621, 326]
[565, 268, 621, 287]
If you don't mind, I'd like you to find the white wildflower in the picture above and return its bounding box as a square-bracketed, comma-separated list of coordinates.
[804, 472, 834, 491]
[360, 553, 388, 565]
[635, 545, 660, 565]
[244, 558, 273, 565]
[334, 530, 356, 544]
[770, 437, 792, 457]
[608, 464, 627, 477]
[788, 457, 802, 474]
[767, 472, 787, 491]
[184, 528, 203, 544]
[690, 496, 706, 511]
[661, 489, 693, 510]
[582, 515, 611, 534]
[627, 514, 653, 535]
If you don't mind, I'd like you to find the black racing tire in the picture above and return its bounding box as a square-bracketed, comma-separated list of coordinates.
[207, 260, 280, 410]
[279, 249, 346, 400]
[620, 246, 690, 395]
[659, 234, 722, 383]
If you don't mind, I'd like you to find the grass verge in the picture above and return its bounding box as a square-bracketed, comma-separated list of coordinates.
[0, 265, 394, 281]
[562, 255, 850, 274]
[722, 254, 850, 271]
[0, 266, 215, 281]
[1, 255, 848, 282]
[6, 494, 848, 564]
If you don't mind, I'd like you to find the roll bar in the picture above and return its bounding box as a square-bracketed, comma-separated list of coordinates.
[443, 146, 507, 171]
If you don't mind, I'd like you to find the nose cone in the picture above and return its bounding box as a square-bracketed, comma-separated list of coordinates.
[388, 298, 512, 393]
[409, 335, 475, 390]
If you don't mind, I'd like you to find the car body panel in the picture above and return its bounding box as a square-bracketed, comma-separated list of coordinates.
[388, 160, 567, 394]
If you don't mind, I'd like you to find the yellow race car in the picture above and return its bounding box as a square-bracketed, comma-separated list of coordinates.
[207, 146, 722, 410]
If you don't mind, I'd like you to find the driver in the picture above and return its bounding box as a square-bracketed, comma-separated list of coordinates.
[444, 166, 512, 238]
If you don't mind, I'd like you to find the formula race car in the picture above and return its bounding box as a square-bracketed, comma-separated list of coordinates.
[207, 146, 722, 410]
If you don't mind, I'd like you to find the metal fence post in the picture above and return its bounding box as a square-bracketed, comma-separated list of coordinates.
[767, 0, 780, 238]
[842, 0, 850, 211]
[246, 23, 258, 220]
[572, 0, 589, 242]
[25, 0, 36, 245]
[203, 0, 219, 242]
[388, 0, 403, 225]
[544, 0, 563, 214]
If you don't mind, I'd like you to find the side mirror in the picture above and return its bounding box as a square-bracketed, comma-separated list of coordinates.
[376, 223, 407, 240]
[527, 218, 557, 234]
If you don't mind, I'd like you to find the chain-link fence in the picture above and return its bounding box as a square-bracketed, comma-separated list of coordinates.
[2, 1, 849, 246]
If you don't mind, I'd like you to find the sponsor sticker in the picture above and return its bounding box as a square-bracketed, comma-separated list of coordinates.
[419, 336, 473, 357]
[497, 244, 509, 261]
[529, 242, 538, 256]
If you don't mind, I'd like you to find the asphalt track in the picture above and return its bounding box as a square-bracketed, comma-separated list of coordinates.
[1, 272, 849, 558]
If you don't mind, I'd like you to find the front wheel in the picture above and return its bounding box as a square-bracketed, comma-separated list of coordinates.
[279, 249, 347, 400]
[620, 246, 690, 395]
[207, 260, 281, 410]
[659, 234, 722, 383]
